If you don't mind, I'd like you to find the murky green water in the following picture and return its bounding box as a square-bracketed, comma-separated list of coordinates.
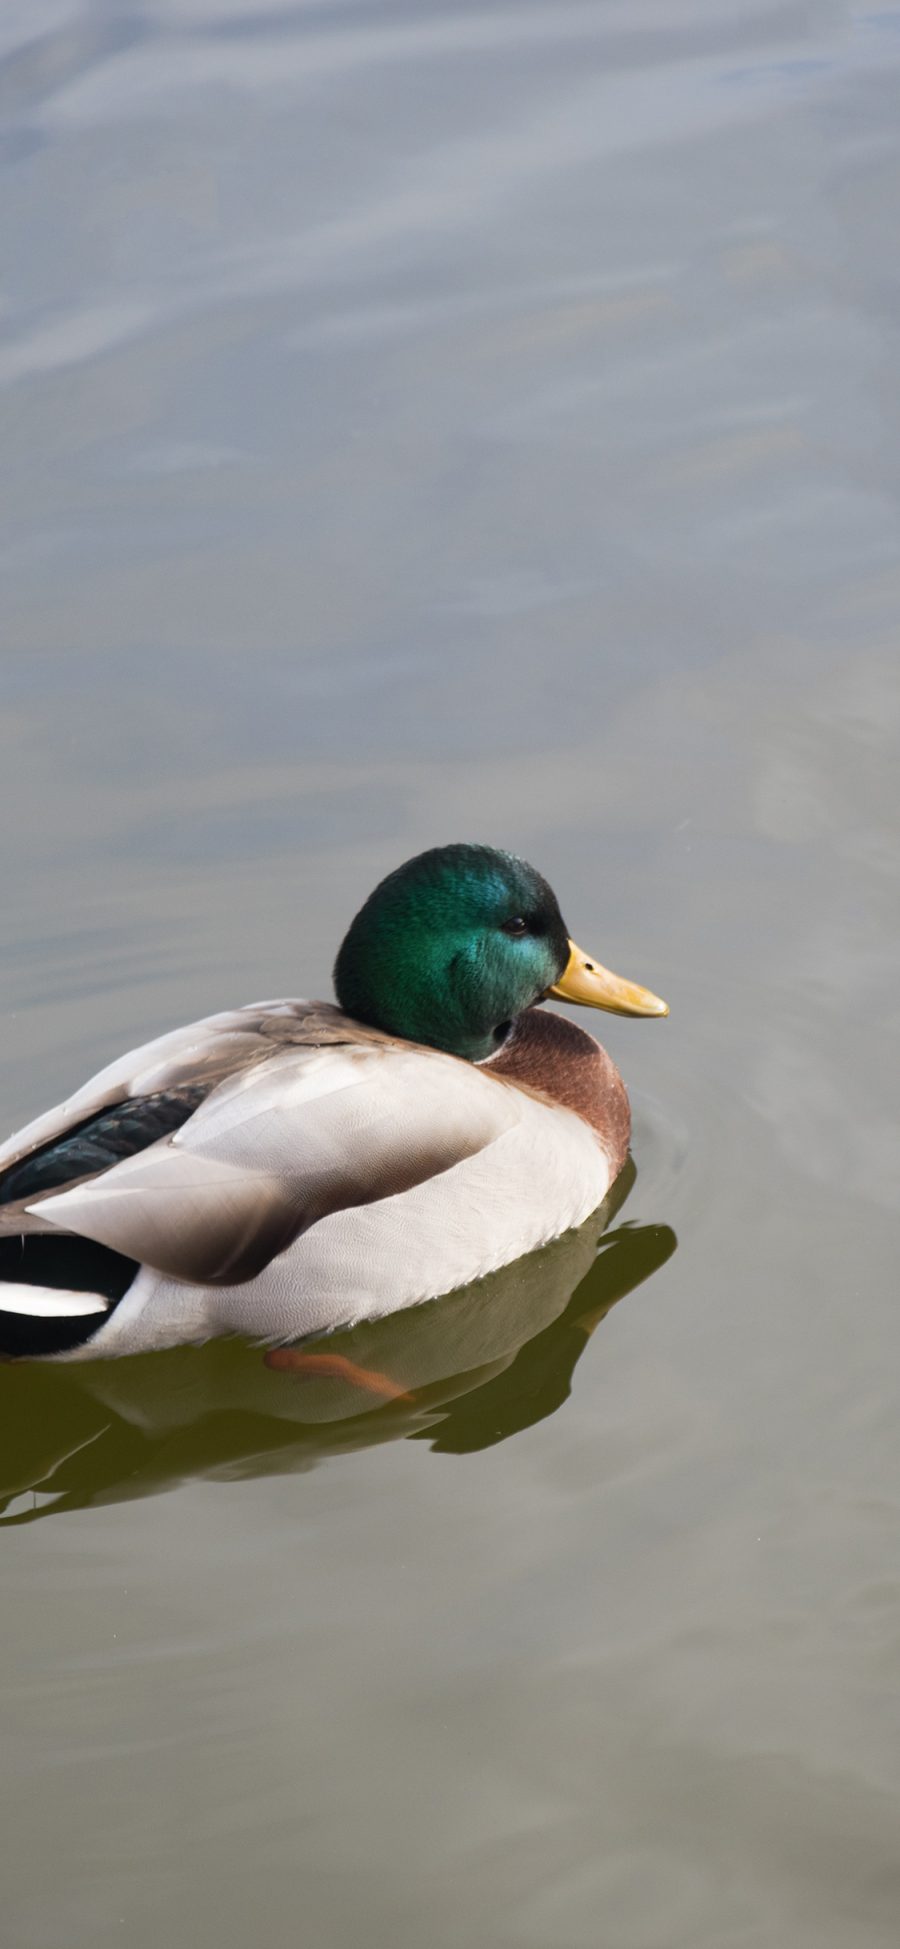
[3, 2, 900, 1943]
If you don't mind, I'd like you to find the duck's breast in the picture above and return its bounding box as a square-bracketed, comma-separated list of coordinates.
[485, 1007, 631, 1176]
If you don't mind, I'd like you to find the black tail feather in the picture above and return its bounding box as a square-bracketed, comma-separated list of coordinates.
[0, 1235, 137, 1359]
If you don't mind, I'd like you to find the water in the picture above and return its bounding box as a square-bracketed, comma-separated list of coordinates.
[2, 1, 900, 1942]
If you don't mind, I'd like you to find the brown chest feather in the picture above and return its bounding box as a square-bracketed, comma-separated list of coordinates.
[484, 1007, 631, 1176]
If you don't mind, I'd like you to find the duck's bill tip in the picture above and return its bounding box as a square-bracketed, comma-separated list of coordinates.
[548, 940, 669, 1019]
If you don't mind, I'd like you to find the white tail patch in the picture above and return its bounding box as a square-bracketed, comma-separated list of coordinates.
[0, 1286, 108, 1319]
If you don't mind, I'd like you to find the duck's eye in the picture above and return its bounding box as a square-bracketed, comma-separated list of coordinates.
[501, 916, 528, 937]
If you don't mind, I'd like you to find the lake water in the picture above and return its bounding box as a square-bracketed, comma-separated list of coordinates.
[3, 2, 900, 1943]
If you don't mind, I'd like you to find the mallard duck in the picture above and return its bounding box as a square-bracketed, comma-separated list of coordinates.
[0, 844, 667, 1360]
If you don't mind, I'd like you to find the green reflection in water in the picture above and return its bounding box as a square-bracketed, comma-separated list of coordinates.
[0, 1165, 675, 1524]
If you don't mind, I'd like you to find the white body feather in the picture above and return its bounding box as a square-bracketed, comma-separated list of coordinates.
[0, 1001, 611, 1359]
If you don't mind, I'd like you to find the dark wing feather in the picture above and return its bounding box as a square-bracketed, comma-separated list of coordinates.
[0, 1001, 380, 1238]
[0, 1089, 207, 1207]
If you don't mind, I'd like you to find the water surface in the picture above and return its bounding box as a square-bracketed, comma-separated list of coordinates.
[3, 3, 900, 1945]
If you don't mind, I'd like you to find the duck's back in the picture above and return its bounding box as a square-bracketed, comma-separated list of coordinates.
[96, 1081, 608, 1356]
[0, 1001, 616, 1358]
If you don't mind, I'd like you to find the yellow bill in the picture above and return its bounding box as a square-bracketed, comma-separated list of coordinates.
[549, 938, 669, 1018]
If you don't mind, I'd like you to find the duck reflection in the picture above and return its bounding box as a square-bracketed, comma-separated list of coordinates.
[0, 1166, 675, 1524]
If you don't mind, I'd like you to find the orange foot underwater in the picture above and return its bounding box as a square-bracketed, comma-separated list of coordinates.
[263, 1348, 414, 1405]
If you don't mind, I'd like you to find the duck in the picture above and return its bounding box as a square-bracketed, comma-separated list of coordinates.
[0, 843, 667, 1361]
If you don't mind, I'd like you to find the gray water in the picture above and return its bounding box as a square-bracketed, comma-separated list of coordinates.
[3, 2, 900, 1943]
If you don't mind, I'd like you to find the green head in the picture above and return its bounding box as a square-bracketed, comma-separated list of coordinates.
[334, 844, 571, 1061]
